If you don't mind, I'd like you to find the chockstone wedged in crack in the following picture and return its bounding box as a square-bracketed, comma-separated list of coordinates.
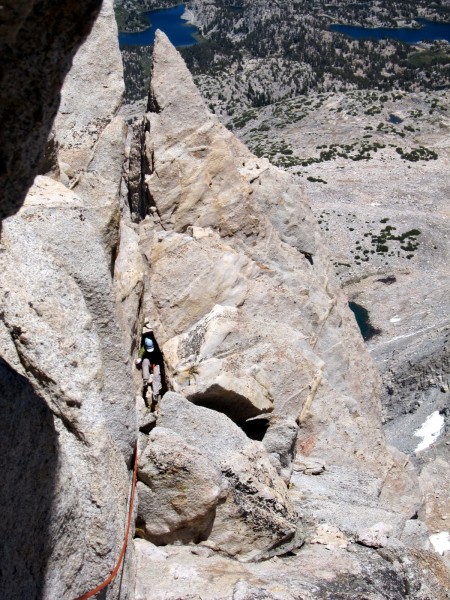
[137, 425, 225, 545]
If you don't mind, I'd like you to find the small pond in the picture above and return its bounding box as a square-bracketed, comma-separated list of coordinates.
[348, 301, 381, 341]
[389, 114, 403, 124]
[119, 4, 200, 48]
[330, 18, 450, 44]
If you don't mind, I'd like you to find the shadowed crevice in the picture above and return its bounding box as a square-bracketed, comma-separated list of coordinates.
[188, 384, 268, 422]
[238, 416, 271, 441]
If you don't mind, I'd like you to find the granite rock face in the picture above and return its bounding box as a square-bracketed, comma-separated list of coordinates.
[0, 191, 135, 599]
[2, 4, 448, 598]
[0, 3, 136, 598]
[47, 0, 127, 257]
[3, 177, 136, 455]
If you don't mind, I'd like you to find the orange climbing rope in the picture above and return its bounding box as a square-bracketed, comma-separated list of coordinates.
[74, 442, 138, 600]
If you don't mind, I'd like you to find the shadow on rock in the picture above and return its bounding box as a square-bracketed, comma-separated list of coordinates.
[0, 358, 58, 599]
[0, 0, 103, 220]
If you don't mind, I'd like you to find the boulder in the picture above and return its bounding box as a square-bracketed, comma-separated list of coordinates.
[209, 441, 298, 558]
[356, 523, 393, 549]
[157, 392, 249, 464]
[163, 304, 274, 421]
[137, 427, 224, 545]
[157, 393, 298, 557]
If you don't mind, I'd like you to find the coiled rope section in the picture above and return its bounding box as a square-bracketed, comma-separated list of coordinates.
[74, 441, 138, 600]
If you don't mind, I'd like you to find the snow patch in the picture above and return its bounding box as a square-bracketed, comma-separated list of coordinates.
[390, 316, 401, 323]
[429, 531, 450, 555]
[414, 411, 445, 453]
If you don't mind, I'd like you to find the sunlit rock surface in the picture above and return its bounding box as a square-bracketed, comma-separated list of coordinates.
[142, 31, 400, 480]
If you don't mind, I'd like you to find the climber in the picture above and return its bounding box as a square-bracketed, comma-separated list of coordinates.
[135, 323, 162, 411]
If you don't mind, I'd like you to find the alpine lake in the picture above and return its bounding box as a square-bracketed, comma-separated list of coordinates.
[330, 18, 450, 44]
[119, 4, 200, 48]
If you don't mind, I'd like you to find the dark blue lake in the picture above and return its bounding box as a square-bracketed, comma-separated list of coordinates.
[348, 301, 381, 341]
[330, 18, 450, 44]
[119, 4, 200, 48]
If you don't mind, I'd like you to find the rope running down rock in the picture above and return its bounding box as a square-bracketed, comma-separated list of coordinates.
[74, 442, 138, 600]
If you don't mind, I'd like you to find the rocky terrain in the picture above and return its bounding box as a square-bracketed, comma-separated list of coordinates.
[227, 86, 450, 545]
[120, 0, 449, 581]
[116, 0, 450, 552]
[1, 1, 449, 599]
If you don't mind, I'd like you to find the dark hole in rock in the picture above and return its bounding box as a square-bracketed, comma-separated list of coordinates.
[301, 251, 314, 266]
[349, 301, 382, 341]
[238, 416, 271, 441]
[377, 275, 397, 285]
[189, 385, 268, 422]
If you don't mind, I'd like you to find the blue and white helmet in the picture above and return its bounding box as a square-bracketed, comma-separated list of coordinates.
[144, 338, 155, 352]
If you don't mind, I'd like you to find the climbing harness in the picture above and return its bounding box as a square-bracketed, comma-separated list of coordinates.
[73, 441, 138, 600]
